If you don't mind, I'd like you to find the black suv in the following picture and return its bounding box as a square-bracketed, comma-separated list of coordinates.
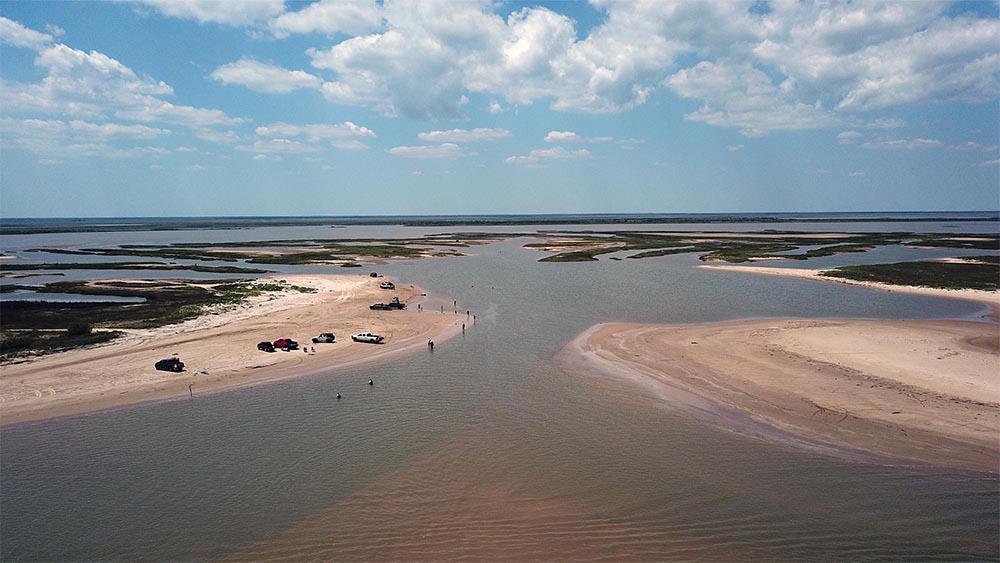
[154, 358, 185, 372]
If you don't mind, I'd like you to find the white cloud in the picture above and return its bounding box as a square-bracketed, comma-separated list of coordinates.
[185, 164, 207, 171]
[269, 0, 382, 38]
[256, 121, 375, 141]
[668, 61, 848, 134]
[0, 117, 172, 157]
[67, 120, 170, 139]
[176, 146, 198, 152]
[0, 16, 54, 49]
[816, 168, 832, 174]
[848, 171, 866, 177]
[504, 146, 591, 165]
[837, 131, 863, 145]
[386, 143, 464, 159]
[979, 159, 1000, 167]
[286, 2, 998, 125]
[727, 144, 744, 152]
[128, 0, 284, 26]
[210, 59, 323, 93]
[544, 131, 613, 143]
[44, 24, 65, 37]
[951, 141, 1000, 152]
[861, 138, 943, 150]
[116, 100, 244, 128]
[236, 138, 322, 154]
[0, 24, 245, 139]
[411, 170, 423, 176]
[417, 128, 510, 143]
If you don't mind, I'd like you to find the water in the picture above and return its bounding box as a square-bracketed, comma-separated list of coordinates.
[1, 223, 998, 560]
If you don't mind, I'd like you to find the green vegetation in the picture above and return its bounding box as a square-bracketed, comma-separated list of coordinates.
[821, 261, 1000, 291]
[0, 278, 315, 356]
[1, 262, 270, 274]
[1, 328, 123, 360]
[908, 235, 999, 250]
[532, 232, 931, 263]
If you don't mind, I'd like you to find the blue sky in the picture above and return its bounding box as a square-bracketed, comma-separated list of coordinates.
[1, 0, 998, 217]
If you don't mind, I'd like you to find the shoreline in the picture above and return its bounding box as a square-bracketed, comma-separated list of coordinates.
[0, 274, 466, 427]
[559, 319, 1000, 473]
[698, 264, 1000, 313]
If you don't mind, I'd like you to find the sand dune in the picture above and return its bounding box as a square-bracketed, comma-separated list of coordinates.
[0, 275, 464, 426]
[561, 319, 1000, 473]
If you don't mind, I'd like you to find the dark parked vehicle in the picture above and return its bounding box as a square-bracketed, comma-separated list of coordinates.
[370, 303, 392, 310]
[312, 333, 335, 343]
[154, 358, 184, 372]
[370, 272, 378, 277]
[273, 338, 299, 350]
[387, 297, 406, 309]
[257, 341, 275, 352]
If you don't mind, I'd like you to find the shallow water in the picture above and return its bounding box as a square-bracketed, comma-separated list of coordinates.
[1, 228, 998, 560]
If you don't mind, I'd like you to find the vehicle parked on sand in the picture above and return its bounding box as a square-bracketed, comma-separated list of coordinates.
[387, 297, 406, 309]
[352, 332, 385, 344]
[369, 302, 392, 310]
[379, 281, 395, 289]
[257, 341, 275, 352]
[370, 272, 379, 277]
[272, 338, 299, 350]
[154, 357, 185, 372]
[312, 333, 335, 343]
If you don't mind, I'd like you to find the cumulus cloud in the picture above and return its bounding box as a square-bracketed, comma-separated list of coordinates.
[127, 0, 284, 26]
[269, 0, 382, 38]
[0, 117, 171, 157]
[210, 59, 323, 93]
[668, 61, 848, 134]
[0, 20, 245, 140]
[0, 16, 54, 49]
[727, 144, 744, 152]
[417, 128, 510, 143]
[386, 143, 464, 159]
[504, 146, 591, 165]
[544, 131, 613, 143]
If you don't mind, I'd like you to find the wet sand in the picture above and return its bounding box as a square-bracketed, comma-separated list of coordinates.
[0, 275, 464, 426]
[561, 319, 1000, 473]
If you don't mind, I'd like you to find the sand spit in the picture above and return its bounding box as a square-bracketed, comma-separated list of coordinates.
[560, 319, 1000, 473]
[698, 264, 1000, 311]
[0, 275, 464, 426]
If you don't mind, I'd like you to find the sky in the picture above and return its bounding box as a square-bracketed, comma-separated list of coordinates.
[0, 0, 998, 218]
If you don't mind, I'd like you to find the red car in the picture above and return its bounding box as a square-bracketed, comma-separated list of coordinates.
[272, 338, 299, 350]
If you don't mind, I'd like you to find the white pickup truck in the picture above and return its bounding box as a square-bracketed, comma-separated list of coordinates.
[351, 332, 385, 344]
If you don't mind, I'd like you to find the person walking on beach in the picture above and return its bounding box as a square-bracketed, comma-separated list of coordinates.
[462, 323, 465, 333]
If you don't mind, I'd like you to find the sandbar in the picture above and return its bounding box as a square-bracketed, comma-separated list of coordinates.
[560, 319, 999, 472]
[0, 275, 464, 426]
[699, 264, 1000, 311]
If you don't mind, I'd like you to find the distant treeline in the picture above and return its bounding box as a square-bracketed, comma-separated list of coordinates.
[2, 213, 997, 235]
